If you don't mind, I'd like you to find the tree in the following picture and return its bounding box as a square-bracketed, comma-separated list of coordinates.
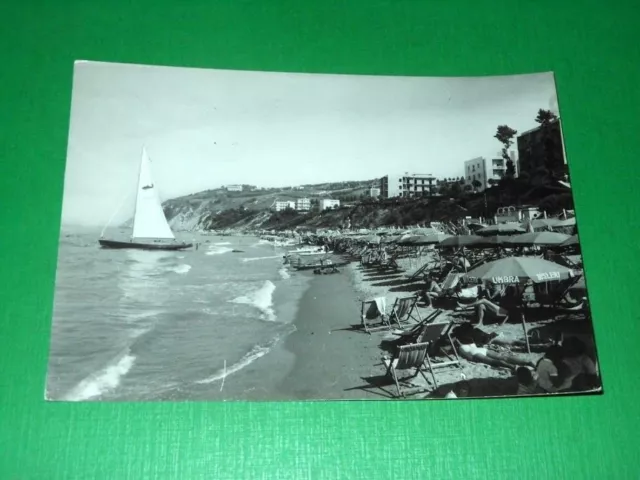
[487, 178, 496, 187]
[494, 125, 518, 179]
[535, 108, 562, 181]
[471, 179, 482, 191]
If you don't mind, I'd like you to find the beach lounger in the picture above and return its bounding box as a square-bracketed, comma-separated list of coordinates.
[360, 297, 390, 334]
[390, 309, 444, 341]
[388, 295, 422, 328]
[382, 342, 431, 398]
[420, 321, 463, 389]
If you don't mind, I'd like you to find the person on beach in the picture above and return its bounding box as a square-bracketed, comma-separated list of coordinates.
[455, 253, 470, 270]
[534, 345, 569, 393]
[556, 337, 599, 392]
[515, 367, 537, 395]
[451, 323, 535, 370]
[457, 282, 522, 326]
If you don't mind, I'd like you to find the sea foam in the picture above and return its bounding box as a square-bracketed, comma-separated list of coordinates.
[206, 246, 234, 255]
[195, 343, 272, 385]
[278, 267, 291, 280]
[61, 352, 136, 401]
[172, 264, 192, 274]
[241, 255, 282, 263]
[231, 280, 276, 321]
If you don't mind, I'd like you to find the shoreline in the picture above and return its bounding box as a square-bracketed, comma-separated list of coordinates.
[277, 269, 384, 400]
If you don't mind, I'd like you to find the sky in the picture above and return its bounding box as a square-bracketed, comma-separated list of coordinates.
[61, 61, 560, 226]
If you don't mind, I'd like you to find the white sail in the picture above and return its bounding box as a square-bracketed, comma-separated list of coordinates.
[131, 147, 175, 240]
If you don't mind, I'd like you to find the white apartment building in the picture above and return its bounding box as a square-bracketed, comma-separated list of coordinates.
[226, 184, 243, 192]
[273, 200, 296, 212]
[465, 151, 517, 191]
[320, 199, 341, 210]
[295, 197, 311, 212]
[380, 173, 436, 198]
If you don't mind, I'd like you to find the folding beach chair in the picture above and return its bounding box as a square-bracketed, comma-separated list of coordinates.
[419, 320, 463, 389]
[388, 295, 422, 328]
[382, 342, 431, 398]
[360, 299, 391, 334]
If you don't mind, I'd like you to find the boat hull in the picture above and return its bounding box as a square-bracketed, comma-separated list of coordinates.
[99, 239, 193, 251]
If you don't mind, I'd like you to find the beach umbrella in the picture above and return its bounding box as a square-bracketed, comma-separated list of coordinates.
[402, 233, 452, 246]
[559, 234, 579, 248]
[437, 235, 484, 248]
[554, 217, 576, 228]
[476, 223, 526, 236]
[507, 231, 571, 247]
[464, 256, 576, 285]
[526, 218, 562, 231]
[466, 235, 516, 249]
[408, 227, 439, 236]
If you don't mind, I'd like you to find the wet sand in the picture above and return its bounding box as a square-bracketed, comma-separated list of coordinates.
[278, 271, 384, 400]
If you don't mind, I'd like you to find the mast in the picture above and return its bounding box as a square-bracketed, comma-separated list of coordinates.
[130, 146, 145, 240]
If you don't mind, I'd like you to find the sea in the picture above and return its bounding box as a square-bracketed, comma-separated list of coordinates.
[45, 226, 314, 402]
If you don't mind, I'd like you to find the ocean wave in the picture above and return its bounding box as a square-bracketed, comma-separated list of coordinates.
[214, 241, 232, 245]
[231, 280, 276, 321]
[195, 344, 270, 385]
[278, 267, 290, 280]
[61, 352, 136, 401]
[171, 264, 192, 274]
[241, 255, 282, 263]
[205, 246, 234, 256]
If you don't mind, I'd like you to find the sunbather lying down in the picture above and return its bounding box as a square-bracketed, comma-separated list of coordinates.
[451, 322, 535, 370]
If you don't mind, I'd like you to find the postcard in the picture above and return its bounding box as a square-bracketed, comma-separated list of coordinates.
[46, 61, 602, 401]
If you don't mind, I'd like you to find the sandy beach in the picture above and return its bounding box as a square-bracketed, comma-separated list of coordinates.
[274, 248, 599, 400]
[278, 271, 383, 400]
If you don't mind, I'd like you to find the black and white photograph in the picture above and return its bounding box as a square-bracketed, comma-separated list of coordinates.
[45, 61, 602, 401]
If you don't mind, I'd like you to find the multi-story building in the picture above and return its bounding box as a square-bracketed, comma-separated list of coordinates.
[516, 118, 567, 179]
[464, 157, 488, 190]
[226, 184, 243, 192]
[380, 173, 436, 198]
[295, 197, 311, 212]
[464, 152, 516, 191]
[273, 200, 296, 212]
[320, 199, 341, 210]
[369, 186, 381, 197]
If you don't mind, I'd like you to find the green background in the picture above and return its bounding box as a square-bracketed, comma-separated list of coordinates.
[1, 1, 638, 478]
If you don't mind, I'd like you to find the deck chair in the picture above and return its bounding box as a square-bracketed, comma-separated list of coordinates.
[382, 342, 431, 398]
[420, 321, 463, 389]
[360, 298, 390, 334]
[388, 295, 422, 327]
[533, 277, 585, 310]
[390, 309, 444, 342]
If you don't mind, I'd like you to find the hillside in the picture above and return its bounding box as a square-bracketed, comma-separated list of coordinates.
[161, 179, 377, 231]
[160, 176, 575, 232]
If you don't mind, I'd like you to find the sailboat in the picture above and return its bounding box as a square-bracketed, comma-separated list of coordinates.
[98, 147, 193, 251]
